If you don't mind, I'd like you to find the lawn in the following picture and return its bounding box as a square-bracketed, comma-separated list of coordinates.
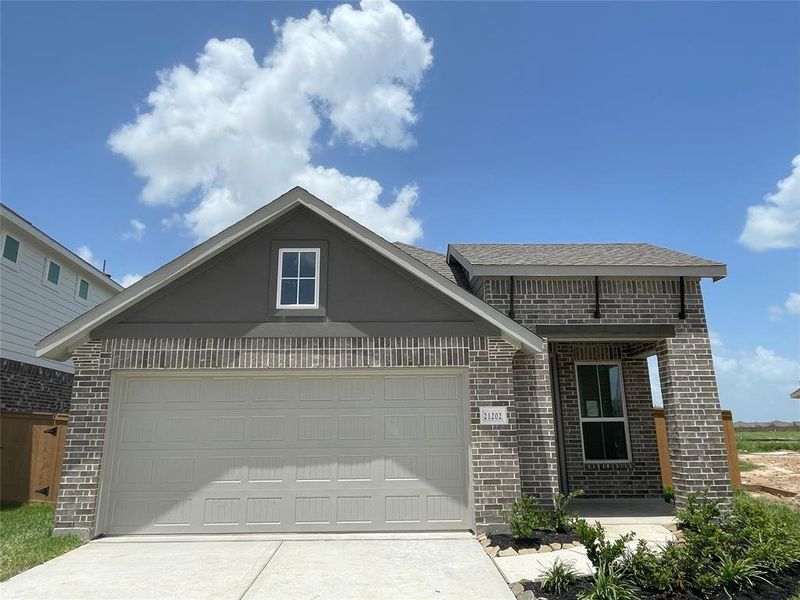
[736, 429, 800, 453]
[0, 502, 83, 581]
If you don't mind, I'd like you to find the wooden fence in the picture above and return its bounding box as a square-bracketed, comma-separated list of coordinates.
[653, 408, 741, 490]
[1, 411, 68, 504]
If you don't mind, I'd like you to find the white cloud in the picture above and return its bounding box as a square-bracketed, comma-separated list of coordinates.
[767, 291, 800, 320]
[739, 154, 800, 250]
[646, 334, 799, 421]
[76, 245, 102, 270]
[710, 332, 799, 421]
[119, 273, 143, 287]
[109, 0, 432, 242]
[122, 218, 146, 242]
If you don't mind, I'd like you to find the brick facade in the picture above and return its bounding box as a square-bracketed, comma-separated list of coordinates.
[551, 342, 662, 497]
[0, 357, 72, 414]
[478, 277, 731, 506]
[54, 336, 528, 538]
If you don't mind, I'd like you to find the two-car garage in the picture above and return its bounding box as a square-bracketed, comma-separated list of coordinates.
[100, 370, 472, 535]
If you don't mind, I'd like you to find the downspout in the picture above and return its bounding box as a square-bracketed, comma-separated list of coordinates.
[508, 276, 516, 320]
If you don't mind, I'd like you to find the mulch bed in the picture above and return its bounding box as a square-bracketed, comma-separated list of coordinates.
[487, 530, 579, 551]
[523, 564, 800, 600]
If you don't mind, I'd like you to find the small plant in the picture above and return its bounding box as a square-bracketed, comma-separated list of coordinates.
[714, 554, 769, 598]
[552, 489, 583, 532]
[574, 519, 633, 569]
[620, 540, 672, 592]
[504, 495, 551, 539]
[578, 563, 638, 600]
[540, 558, 579, 594]
[662, 486, 674, 504]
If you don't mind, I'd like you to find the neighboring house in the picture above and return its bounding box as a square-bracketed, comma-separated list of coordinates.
[0, 203, 122, 414]
[37, 188, 732, 539]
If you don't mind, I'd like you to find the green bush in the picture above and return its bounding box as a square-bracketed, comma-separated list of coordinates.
[552, 489, 583, 533]
[619, 541, 672, 592]
[504, 495, 551, 539]
[662, 486, 674, 504]
[540, 558, 579, 594]
[578, 563, 638, 600]
[574, 519, 633, 569]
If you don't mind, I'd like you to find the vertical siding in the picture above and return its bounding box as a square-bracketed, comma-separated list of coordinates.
[0, 223, 117, 372]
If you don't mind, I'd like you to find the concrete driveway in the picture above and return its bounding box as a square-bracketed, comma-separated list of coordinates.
[1, 533, 513, 600]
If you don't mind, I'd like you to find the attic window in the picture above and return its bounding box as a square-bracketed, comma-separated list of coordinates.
[276, 248, 319, 308]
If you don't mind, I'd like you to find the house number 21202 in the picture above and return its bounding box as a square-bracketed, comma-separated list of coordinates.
[479, 406, 508, 425]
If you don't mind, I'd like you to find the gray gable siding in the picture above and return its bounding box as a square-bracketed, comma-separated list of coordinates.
[93, 207, 496, 339]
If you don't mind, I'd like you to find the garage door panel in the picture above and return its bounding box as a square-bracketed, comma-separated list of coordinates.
[104, 370, 470, 534]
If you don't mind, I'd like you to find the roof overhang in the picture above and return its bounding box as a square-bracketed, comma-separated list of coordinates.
[36, 188, 545, 361]
[446, 246, 727, 282]
[535, 324, 676, 342]
[1, 204, 124, 292]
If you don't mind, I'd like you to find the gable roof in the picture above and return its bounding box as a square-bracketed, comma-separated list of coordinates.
[37, 188, 545, 360]
[1, 203, 124, 292]
[448, 243, 726, 281]
[392, 242, 470, 289]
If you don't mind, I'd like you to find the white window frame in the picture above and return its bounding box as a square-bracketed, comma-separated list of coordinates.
[276, 248, 320, 309]
[1, 233, 21, 270]
[43, 257, 62, 289]
[575, 360, 632, 464]
[76, 277, 90, 302]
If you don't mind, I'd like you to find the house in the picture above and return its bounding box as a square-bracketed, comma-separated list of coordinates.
[36, 188, 733, 539]
[1, 203, 122, 415]
[791, 388, 800, 399]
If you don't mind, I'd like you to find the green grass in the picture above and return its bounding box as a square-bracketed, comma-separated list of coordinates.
[1, 502, 83, 581]
[736, 429, 800, 453]
[738, 458, 759, 472]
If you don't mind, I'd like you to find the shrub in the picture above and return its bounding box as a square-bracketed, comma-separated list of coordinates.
[578, 563, 638, 600]
[574, 519, 633, 569]
[662, 486, 674, 504]
[504, 495, 551, 539]
[620, 540, 672, 592]
[540, 558, 579, 594]
[552, 489, 583, 533]
[714, 554, 769, 598]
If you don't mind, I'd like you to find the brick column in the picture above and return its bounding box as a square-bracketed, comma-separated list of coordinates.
[656, 325, 732, 507]
[513, 345, 560, 504]
[54, 340, 112, 539]
[468, 337, 522, 529]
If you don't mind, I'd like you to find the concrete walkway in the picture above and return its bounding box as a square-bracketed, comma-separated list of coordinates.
[1, 533, 514, 600]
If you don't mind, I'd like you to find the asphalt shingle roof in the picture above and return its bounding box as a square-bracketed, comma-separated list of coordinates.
[449, 243, 723, 267]
[393, 242, 471, 289]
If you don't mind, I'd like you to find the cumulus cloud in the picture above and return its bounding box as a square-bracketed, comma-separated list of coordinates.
[739, 154, 800, 250]
[769, 291, 800, 321]
[109, 0, 432, 242]
[122, 218, 146, 242]
[119, 273, 143, 287]
[710, 332, 799, 421]
[76, 245, 102, 270]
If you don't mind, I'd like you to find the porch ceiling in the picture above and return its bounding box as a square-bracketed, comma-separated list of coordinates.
[534, 324, 676, 342]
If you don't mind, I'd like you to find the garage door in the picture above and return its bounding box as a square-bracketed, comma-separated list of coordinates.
[102, 370, 471, 534]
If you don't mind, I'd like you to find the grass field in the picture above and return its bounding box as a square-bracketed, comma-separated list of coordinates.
[0, 502, 82, 581]
[736, 429, 800, 453]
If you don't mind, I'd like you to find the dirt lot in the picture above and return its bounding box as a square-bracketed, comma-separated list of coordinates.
[740, 452, 800, 508]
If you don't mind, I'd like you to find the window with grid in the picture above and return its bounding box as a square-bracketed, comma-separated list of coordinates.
[276, 248, 319, 308]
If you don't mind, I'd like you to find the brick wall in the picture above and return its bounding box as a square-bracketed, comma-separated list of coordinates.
[0, 357, 72, 414]
[477, 276, 732, 506]
[551, 342, 662, 498]
[54, 336, 528, 538]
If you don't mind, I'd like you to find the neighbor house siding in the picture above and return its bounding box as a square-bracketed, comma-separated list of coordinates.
[54, 336, 529, 539]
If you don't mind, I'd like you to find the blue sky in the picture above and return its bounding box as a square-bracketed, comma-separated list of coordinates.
[2, 1, 798, 421]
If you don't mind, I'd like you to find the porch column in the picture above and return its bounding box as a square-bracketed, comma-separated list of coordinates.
[656, 327, 732, 507]
[513, 343, 560, 504]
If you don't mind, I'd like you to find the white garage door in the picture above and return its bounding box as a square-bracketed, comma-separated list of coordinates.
[101, 370, 471, 534]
